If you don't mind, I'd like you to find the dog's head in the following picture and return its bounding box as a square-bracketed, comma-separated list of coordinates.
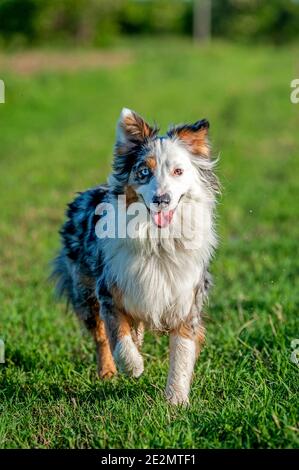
[110, 108, 216, 229]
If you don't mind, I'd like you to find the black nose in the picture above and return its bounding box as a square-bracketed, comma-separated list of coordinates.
[152, 193, 171, 207]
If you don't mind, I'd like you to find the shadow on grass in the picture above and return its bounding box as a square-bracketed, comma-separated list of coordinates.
[2, 351, 157, 406]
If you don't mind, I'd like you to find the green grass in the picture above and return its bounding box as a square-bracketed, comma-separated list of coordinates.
[0, 39, 298, 449]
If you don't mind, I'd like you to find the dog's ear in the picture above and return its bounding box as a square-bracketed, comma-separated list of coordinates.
[115, 108, 156, 155]
[111, 109, 157, 190]
[169, 119, 210, 158]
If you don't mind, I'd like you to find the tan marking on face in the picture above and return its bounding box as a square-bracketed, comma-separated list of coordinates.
[145, 156, 157, 170]
[125, 185, 139, 207]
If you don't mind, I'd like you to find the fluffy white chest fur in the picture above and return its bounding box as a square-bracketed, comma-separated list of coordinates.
[105, 245, 202, 330]
[101, 199, 215, 330]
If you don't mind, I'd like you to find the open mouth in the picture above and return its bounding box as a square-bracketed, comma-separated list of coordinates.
[139, 195, 186, 229]
[139, 195, 185, 229]
[151, 209, 174, 228]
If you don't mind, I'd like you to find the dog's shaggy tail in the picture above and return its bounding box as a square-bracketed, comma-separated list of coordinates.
[50, 250, 73, 305]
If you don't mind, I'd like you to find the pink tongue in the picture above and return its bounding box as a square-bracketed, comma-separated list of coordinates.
[152, 210, 174, 228]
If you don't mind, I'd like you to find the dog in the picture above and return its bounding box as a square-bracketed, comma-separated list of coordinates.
[52, 108, 219, 405]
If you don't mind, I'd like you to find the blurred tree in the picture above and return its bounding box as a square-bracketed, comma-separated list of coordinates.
[212, 0, 299, 44]
[119, 0, 186, 36]
[34, 0, 122, 46]
[0, 0, 298, 47]
[0, 0, 38, 45]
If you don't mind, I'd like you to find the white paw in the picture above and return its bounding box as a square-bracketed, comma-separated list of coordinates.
[165, 386, 190, 406]
[114, 336, 144, 378]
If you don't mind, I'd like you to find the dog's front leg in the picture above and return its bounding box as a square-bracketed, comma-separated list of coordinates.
[112, 311, 144, 378]
[99, 294, 144, 378]
[165, 331, 197, 405]
[165, 284, 207, 405]
[165, 308, 205, 405]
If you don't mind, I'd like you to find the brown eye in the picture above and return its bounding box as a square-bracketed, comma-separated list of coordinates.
[173, 168, 183, 176]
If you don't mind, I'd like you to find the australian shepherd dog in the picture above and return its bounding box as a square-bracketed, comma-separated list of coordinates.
[52, 108, 219, 405]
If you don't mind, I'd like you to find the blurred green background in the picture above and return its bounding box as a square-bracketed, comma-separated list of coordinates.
[0, 0, 298, 450]
[0, 0, 299, 47]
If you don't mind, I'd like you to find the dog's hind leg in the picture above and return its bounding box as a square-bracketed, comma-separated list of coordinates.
[52, 254, 116, 378]
[85, 302, 117, 379]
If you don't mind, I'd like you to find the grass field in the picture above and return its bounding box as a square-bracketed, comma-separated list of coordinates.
[0, 39, 298, 449]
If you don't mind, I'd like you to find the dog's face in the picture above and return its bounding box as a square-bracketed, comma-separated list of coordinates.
[111, 108, 211, 228]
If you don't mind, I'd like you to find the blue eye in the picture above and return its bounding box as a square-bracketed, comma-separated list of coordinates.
[138, 168, 150, 179]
